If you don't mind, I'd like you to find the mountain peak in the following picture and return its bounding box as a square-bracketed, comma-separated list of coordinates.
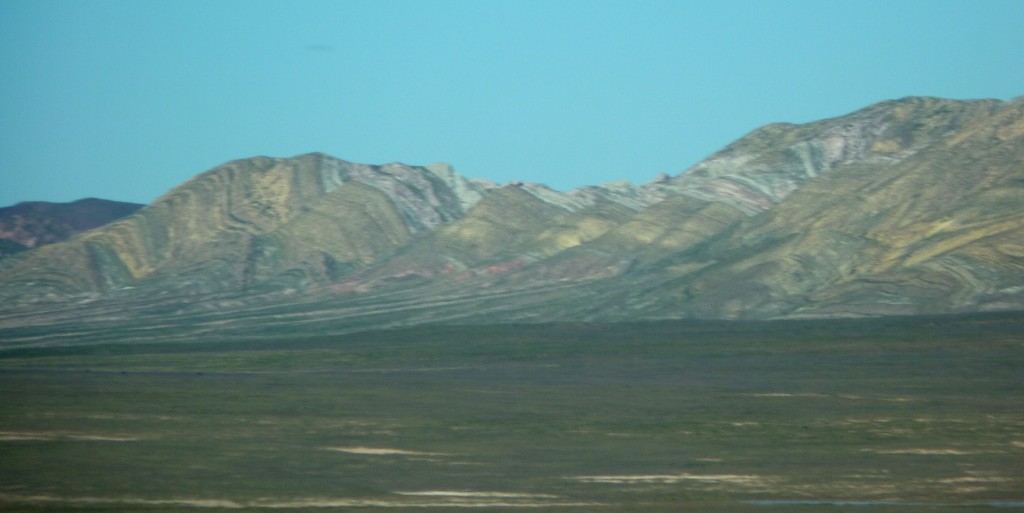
[665, 96, 1013, 215]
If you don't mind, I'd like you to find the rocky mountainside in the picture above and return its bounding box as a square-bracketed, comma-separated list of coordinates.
[0, 155, 500, 299]
[0, 96, 1021, 338]
[0, 198, 143, 258]
[592, 97, 1024, 319]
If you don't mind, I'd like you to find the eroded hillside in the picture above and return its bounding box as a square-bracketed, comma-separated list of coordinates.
[1, 96, 1021, 334]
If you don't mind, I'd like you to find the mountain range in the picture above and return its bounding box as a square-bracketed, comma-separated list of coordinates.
[0, 198, 143, 258]
[1, 96, 1022, 340]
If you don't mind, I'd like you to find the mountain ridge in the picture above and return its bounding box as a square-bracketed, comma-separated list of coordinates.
[1, 96, 1021, 337]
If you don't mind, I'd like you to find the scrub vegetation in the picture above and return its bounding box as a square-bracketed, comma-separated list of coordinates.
[1, 312, 1022, 512]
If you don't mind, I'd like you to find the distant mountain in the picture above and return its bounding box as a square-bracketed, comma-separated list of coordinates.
[0, 198, 144, 258]
[1, 96, 1021, 337]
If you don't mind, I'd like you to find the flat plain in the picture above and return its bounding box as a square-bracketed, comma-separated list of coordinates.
[1, 313, 1022, 512]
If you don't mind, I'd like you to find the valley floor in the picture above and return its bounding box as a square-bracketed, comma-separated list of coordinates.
[1, 314, 1022, 512]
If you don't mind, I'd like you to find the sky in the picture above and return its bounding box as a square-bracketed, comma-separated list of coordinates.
[1, 0, 1023, 206]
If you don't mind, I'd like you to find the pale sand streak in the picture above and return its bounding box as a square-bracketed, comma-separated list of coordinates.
[860, 448, 977, 455]
[321, 446, 448, 456]
[0, 431, 142, 442]
[569, 473, 772, 485]
[0, 494, 599, 509]
[939, 476, 1011, 483]
[0, 496, 242, 508]
[747, 392, 825, 398]
[395, 491, 559, 498]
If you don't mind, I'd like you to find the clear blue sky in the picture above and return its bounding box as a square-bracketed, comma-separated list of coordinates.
[1, 0, 1022, 206]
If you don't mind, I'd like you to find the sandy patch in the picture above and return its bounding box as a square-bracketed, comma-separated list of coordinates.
[0, 494, 597, 509]
[569, 473, 773, 486]
[950, 486, 990, 494]
[395, 491, 558, 499]
[861, 448, 975, 455]
[748, 392, 825, 398]
[836, 417, 894, 424]
[0, 432, 51, 441]
[321, 446, 448, 456]
[69, 434, 144, 441]
[0, 431, 142, 442]
[253, 498, 597, 508]
[0, 495, 241, 508]
[940, 476, 1011, 484]
[780, 482, 903, 497]
[749, 393, 915, 402]
[913, 417, 970, 422]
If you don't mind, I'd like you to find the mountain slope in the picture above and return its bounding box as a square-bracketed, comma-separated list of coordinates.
[0, 154, 497, 300]
[583, 97, 1024, 319]
[0, 96, 1021, 335]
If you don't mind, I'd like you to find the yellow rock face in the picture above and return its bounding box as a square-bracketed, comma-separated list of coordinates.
[869, 139, 901, 154]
